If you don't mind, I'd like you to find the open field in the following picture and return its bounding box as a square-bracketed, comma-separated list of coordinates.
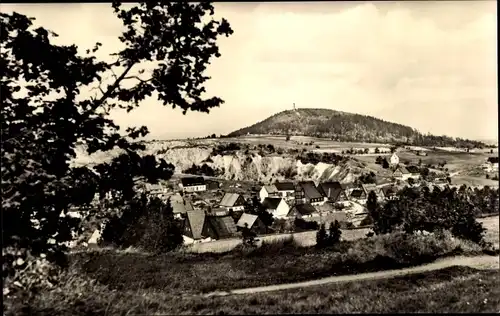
[481, 215, 500, 248]
[8, 261, 499, 315]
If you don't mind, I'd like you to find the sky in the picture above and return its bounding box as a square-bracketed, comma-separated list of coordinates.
[1, 1, 497, 141]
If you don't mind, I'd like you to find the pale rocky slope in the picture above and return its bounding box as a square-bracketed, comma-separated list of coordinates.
[73, 143, 363, 183]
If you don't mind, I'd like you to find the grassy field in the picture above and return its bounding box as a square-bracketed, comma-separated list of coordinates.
[70, 231, 490, 296]
[481, 215, 500, 248]
[7, 263, 499, 315]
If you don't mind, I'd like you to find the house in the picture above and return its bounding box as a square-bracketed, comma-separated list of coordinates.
[236, 213, 270, 235]
[361, 184, 384, 201]
[349, 189, 367, 203]
[182, 211, 238, 244]
[295, 181, 325, 205]
[205, 215, 239, 239]
[274, 181, 296, 201]
[170, 193, 195, 219]
[318, 181, 349, 203]
[179, 176, 207, 193]
[405, 166, 421, 180]
[182, 211, 212, 244]
[340, 183, 356, 198]
[259, 184, 279, 202]
[390, 153, 400, 166]
[287, 203, 319, 219]
[393, 166, 411, 180]
[380, 185, 397, 200]
[219, 193, 246, 212]
[262, 197, 290, 219]
[207, 207, 229, 217]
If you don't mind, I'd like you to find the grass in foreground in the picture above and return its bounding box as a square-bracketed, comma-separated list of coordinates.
[68, 231, 490, 295]
[6, 266, 499, 315]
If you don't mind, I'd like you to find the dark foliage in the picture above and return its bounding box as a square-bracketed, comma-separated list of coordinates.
[211, 142, 241, 156]
[370, 185, 496, 243]
[245, 196, 274, 227]
[296, 151, 347, 165]
[1, 1, 233, 283]
[357, 172, 377, 184]
[100, 195, 183, 253]
[295, 218, 320, 231]
[183, 163, 218, 177]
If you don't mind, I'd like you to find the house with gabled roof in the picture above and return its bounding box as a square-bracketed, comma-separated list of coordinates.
[262, 197, 290, 219]
[390, 152, 400, 166]
[219, 192, 246, 212]
[179, 176, 206, 192]
[287, 203, 319, 219]
[182, 211, 238, 244]
[393, 166, 411, 180]
[295, 181, 325, 205]
[182, 211, 212, 244]
[236, 213, 269, 234]
[380, 185, 397, 200]
[205, 215, 238, 240]
[259, 184, 279, 202]
[349, 189, 367, 203]
[405, 165, 421, 180]
[361, 183, 384, 201]
[169, 193, 195, 219]
[318, 181, 348, 203]
[274, 181, 295, 201]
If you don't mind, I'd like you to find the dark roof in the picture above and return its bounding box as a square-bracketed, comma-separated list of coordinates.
[406, 166, 420, 174]
[206, 215, 238, 239]
[350, 189, 365, 198]
[181, 176, 205, 187]
[381, 185, 397, 196]
[274, 181, 295, 191]
[298, 181, 323, 199]
[395, 166, 410, 174]
[318, 182, 343, 200]
[262, 197, 282, 210]
[291, 203, 317, 216]
[184, 211, 206, 240]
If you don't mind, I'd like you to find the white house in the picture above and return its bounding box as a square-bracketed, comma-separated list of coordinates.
[390, 153, 400, 166]
[259, 184, 279, 202]
[262, 197, 290, 219]
[179, 176, 207, 193]
[274, 181, 295, 201]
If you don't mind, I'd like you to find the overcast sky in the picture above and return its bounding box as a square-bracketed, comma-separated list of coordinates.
[1, 1, 497, 141]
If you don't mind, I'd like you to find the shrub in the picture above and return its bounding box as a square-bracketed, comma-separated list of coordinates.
[100, 195, 183, 253]
[316, 224, 328, 248]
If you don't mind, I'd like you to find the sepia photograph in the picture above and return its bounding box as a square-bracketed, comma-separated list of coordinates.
[1, 1, 498, 315]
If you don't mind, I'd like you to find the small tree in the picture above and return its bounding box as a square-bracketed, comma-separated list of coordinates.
[328, 220, 342, 245]
[382, 159, 390, 169]
[242, 223, 257, 247]
[316, 224, 328, 248]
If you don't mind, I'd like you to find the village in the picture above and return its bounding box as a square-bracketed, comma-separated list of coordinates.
[131, 151, 498, 246]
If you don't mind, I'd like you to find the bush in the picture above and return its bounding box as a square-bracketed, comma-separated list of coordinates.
[100, 195, 183, 253]
[294, 218, 319, 231]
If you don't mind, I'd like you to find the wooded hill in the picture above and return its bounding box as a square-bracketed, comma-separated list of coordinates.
[228, 108, 487, 148]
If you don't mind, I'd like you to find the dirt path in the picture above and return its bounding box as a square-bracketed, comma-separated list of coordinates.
[203, 255, 499, 297]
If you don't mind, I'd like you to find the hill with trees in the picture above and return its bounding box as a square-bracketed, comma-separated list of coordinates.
[228, 108, 486, 148]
